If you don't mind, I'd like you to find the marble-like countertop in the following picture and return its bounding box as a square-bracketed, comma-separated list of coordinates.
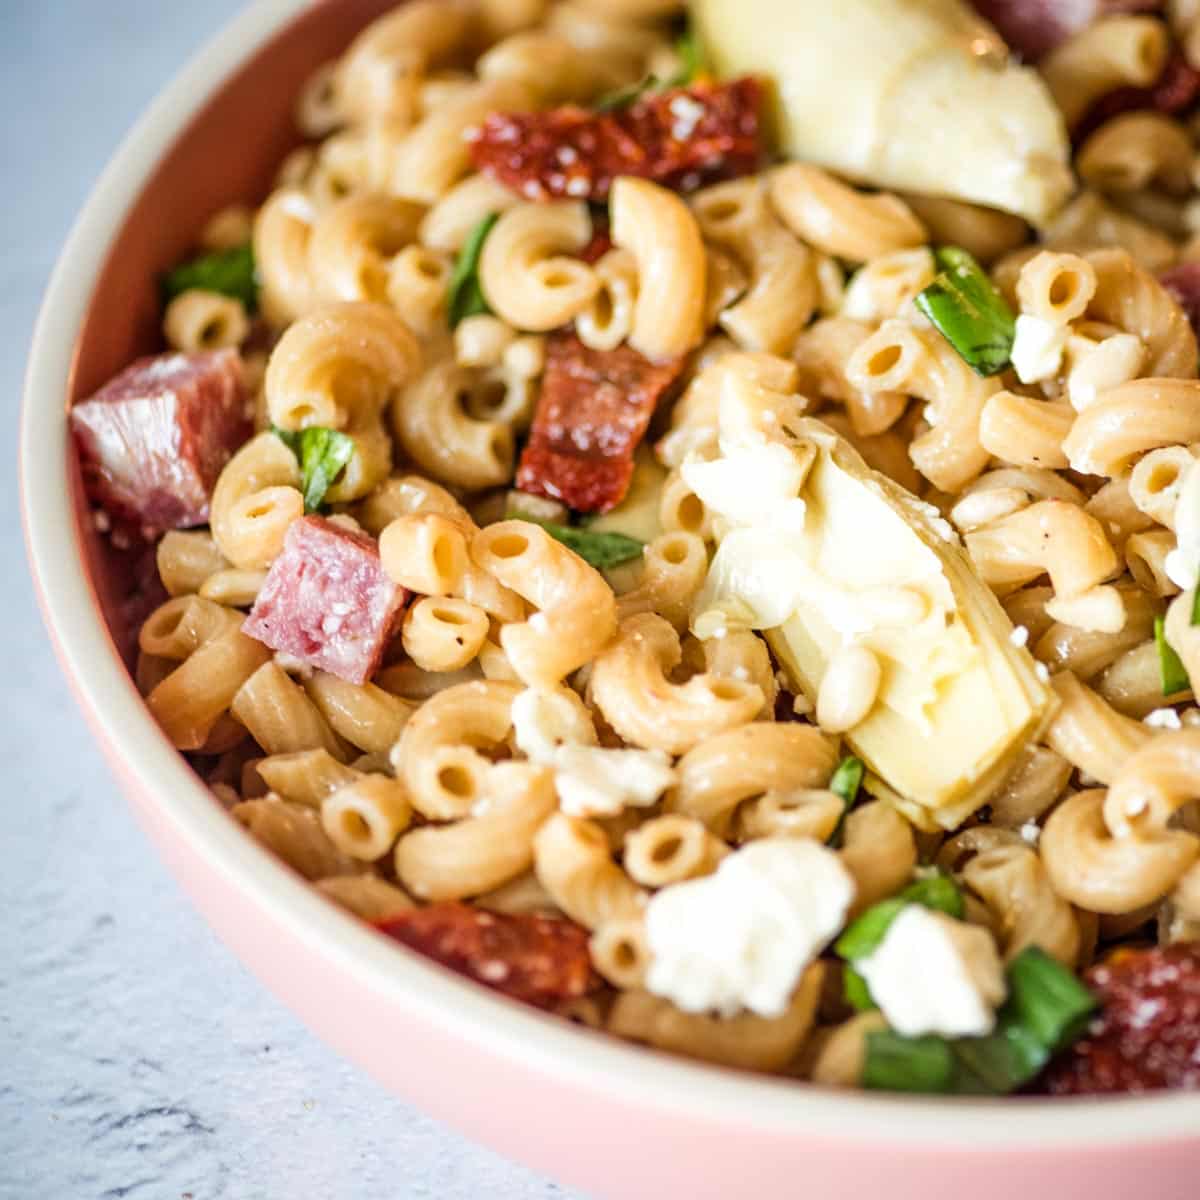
[1, 5, 581, 1196]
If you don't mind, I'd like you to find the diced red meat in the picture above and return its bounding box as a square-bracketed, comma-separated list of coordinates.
[969, 0, 1162, 61]
[70, 349, 250, 533]
[469, 77, 764, 203]
[1040, 943, 1200, 1094]
[1073, 51, 1200, 141]
[516, 331, 684, 512]
[1160, 262, 1200, 338]
[242, 515, 406, 685]
[376, 902, 599, 1008]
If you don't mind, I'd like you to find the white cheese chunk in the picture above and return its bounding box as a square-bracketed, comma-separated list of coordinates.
[855, 905, 1006, 1037]
[1167, 458, 1200, 592]
[644, 839, 855, 1018]
[511, 687, 596, 763]
[1011, 314, 1068, 385]
[552, 744, 676, 818]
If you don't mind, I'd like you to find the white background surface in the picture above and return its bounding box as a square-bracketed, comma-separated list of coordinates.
[0, 5, 581, 1197]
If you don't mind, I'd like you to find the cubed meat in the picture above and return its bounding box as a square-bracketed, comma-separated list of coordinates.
[516, 330, 684, 512]
[70, 349, 250, 532]
[242, 516, 406, 684]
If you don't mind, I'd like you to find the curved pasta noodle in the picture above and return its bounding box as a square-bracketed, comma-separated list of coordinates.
[846, 318, 996, 492]
[838, 800, 917, 916]
[307, 193, 424, 305]
[607, 963, 823, 1072]
[1042, 787, 1198, 914]
[1044, 670, 1153, 784]
[768, 164, 927, 261]
[532, 812, 645, 929]
[1084, 248, 1198, 379]
[471, 521, 618, 687]
[392, 679, 521, 820]
[478, 201, 597, 332]
[395, 762, 557, 900]
[590, 614, 763, 754]
[668, 721, 837, 836]
[209, 432, 303, 570]
[692, 178, 814, 356]
[960, 844, 1081, 966]
[612, 177, 706, 361]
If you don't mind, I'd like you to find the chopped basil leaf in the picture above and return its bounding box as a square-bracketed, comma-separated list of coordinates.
[826, 754, 864, 847]
[843, 965, 876, 1013]
[673, 26, 708, 84]
[516, 517, 644, 569]
[593, 75, 661, 114]
[447, 213, 499, 328]
[835, 873, 964, 963]
[1155, 615, 1190, 696]
[162, 242, 258, 312]
[861, 947, 1097, 1095]
[862, 1032, 958, 1093]
[272, 425, 356, 513]
[836, 871, 964, 1009]
[1004, 945, 1097, 1053]
[914, 245, 1015, 377]
[1191, 586, 1200, 626]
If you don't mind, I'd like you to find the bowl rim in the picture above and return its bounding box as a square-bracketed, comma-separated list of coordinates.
[20, 0, 1200, 1149]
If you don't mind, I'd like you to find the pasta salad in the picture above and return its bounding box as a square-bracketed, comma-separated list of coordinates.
[70, 0, 1200, 1096]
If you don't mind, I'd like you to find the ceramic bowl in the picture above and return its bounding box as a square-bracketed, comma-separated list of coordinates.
[20, 3, 1200, 1196]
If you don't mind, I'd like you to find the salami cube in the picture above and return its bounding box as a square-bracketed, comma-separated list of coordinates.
[70, 348, 250, 532]
[242, 515, 406, 685]
[516, 331, 684, 512]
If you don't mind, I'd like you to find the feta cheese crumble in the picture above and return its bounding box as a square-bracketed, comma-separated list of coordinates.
[644, 839, 855, 1018]
[1011, 314, 1068, 384]
[1144, 707, 1183, 730]
[553, 744, 675, 818]
[855, 905, 1006, 1037]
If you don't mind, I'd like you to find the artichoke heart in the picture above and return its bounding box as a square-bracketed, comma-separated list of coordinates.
[693, 0, 1073, 225]
[683, 381, 1057, 830]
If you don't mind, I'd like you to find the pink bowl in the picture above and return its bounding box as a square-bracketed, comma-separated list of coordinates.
[20, 3, 1200, 1195]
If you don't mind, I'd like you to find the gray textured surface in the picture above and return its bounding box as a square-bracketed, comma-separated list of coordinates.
[0, 5, 580, 1198]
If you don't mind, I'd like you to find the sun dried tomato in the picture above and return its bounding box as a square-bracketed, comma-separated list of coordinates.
[376, 902, 599, 1008]
[469, 77, 764, 202]
[1039, 942, 1200, 1094]
[516, 330, 685, 512]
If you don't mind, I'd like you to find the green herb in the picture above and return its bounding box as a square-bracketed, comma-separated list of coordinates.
[1191, 586, 1200, 626]
[672, 26, 708, 84]
[826, 754, 864, 847]
[162, 242, 258, 311]
[861, 947, 1097, 1095]
[843, 966, 875, 1012]
[447, 213, 499, 327]
[862, 1031, 958, 1093]
[835, 874, 964, 964]
[914, 246, 1015, 377]
[517, 517, 644, 570]
[836, 872, 965, 1010]
[593, 75, 661, 113]
[272, 425, 356, 513]
[1155, 615, 1190, 696]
